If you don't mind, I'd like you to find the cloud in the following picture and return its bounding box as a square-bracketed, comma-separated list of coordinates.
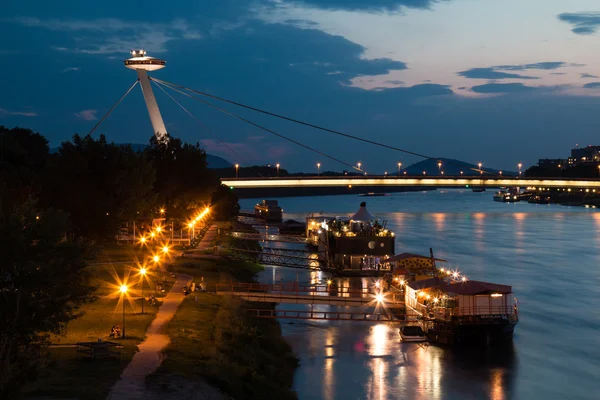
[558, 12, 600, 35]
[62, 67, 80, 72]
[0, 108, 37, 117]
[583, 82, 600, 89]
[550, 72, 566, 75]
[581, 73, 598, 79]
[384, 80, 404, 85]
[288, 0, 446, 12]
[458, 67, 538, 80]
[495, 62, 566, 71]
[458, 62, 568, 80]
[11, 17, 203, 54]
[74, 109, 98, 121]
[470, 83, 538, 94]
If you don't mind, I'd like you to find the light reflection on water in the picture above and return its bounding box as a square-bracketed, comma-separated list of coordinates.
[242, 190, 600, 400]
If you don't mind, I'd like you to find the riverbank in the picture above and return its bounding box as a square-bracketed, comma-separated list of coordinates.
[525, 189, 600, 207]
[148, 256, 298, 399]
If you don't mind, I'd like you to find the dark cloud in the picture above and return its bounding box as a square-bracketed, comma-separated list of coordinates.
[581, 73, 598, 79]
[458, 62, 569, 80]
[289, 0, 446, 12]
[458, 68, 538, 80]
[583, 82, 600, 89]
[558, 12, 600, 35]
[471, 83, 538, 94]
[495, 62, 566, 70]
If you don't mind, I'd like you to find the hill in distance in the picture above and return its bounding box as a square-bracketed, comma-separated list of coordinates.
[397, 157, 516, 176]
[51, 143, 233, 169]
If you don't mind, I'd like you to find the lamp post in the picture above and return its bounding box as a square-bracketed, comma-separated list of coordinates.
[478, 162, 483, 176]
[276, 163, 280, 177]
[120, 285, 128, 338]
[438, 161, 442, 175]
[317, 162, 321, 176]
[518, 163, 522, 178]
[357, 162, 362, 170]
[235, 163, 239, 178]
[397, 162, 402, 174]
[140, 268, 146, 314]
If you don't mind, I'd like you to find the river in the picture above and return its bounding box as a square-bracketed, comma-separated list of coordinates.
[240, 189, 600, 400]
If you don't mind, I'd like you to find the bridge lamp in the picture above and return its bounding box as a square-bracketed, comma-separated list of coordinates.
[518, 163, 522, 178]
[235, 163, 239, 178]
[478, 162, 483, 175]
[423, 171, 426, 175]
[357, 162, 362, 170]
[397, 162, 402, 173]
[276, 163, 280, 177]
[317, 162, 321, 175]
[437, 161, 442, 172]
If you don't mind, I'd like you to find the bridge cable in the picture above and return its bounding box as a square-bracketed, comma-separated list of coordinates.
[152, 78, 365, 173]
[152, 77, 493, 175]
[87, 80, 139, 137]
[151, 80, 265, 178]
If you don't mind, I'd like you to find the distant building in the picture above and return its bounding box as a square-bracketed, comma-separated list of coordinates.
[570, 146, 600, 164]
[538, 158, 566, 169]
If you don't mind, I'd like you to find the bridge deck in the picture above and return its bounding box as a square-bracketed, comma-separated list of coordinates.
[223, 176, 600, 189]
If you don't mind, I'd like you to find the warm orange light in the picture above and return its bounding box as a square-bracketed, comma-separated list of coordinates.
[140, 268, 147, 276]
[159, 208, 165, 214]
[120, 285, 128, 294]
[153, 255, 160, 263]
[156, 226, 162, 233]
[140, 237, 147, 244]
[376, 293, 384, 303]
[162, 246, 169, 254]
[150, 232, 156, 238]
[188, 222, 194, 228]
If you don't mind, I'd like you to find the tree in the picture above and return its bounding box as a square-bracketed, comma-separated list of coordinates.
[0, 200, 94, 397]
[146, 134, 219, 219]
[0, 126, 49, 217]
[41, 134, 156, 241]
[210, 184, 240, 220]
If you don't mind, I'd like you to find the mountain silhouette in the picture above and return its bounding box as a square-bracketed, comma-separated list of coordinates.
[396, 157, 515, 176]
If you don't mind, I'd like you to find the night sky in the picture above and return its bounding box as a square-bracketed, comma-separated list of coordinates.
[2, 0, 600, 173]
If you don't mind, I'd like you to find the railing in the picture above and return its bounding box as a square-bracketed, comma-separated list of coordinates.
[216, 282, 371, 297]
[246, 309, 406, 322]
[230, 231, 311, 244]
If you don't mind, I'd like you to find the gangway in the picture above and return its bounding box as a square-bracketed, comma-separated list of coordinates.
[246, 309, 406, 322]
[230, 231, 312, 244]
[228, 246, 328, 270]
[215, 282, 405, 307]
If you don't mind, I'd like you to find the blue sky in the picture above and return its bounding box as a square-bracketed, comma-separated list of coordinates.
[2, 0, 600, 172]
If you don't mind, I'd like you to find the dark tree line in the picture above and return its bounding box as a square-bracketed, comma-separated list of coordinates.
[0, 125, 239, 396]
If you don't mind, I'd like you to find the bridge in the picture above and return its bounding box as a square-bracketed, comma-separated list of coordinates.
[222, 175, 600, 190]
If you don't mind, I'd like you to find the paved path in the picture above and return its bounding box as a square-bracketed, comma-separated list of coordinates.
[107, 273, 192, 400]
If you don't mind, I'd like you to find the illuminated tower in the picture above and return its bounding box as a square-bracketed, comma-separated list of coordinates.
[124, 49, 168, 141]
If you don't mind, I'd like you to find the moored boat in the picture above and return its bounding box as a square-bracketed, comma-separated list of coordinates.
[254, 199, 283, 222]
[399, 325, 427, 342]
[493, 191, 519, 202]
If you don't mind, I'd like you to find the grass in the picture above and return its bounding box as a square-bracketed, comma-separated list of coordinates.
[150, 257, 298, 400]
[20, 246, 176, 400]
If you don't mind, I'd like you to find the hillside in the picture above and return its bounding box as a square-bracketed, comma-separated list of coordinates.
[397, 157, 515, 176]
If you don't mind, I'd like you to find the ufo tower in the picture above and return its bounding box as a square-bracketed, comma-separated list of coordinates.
[124, 49, 168, 141]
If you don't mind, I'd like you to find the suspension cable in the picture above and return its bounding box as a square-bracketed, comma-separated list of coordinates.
[152, 77, 494, 176]
[152, 78, 365, 173]
[87, 80, 139, 137]
[152, 80, 264, 177]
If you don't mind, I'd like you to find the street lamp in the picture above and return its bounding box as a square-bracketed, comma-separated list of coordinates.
[120, 285, 128, 338]
[162, 245, 169, 254]
[438, 161, 442, 174]
[139, 268, 147, 314]
[518, 163, 522, 178]
[235, 163, 239, 178]
[357, 162, 362, 170]
[159, 208, 165, 214]
[276, 163, 280, 177]
[478, 162, 483, 175]
[317, 162, 321, 176]
[397, 162, 402, 174]
[153, 255, 160, 263]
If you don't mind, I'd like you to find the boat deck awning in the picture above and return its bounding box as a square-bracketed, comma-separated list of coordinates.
[407, 278, 512, 295]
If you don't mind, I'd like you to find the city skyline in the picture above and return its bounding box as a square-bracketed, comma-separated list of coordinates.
[3, 0, 600, 172]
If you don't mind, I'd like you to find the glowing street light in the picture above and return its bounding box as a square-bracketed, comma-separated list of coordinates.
[139, 268, 147, 314]
[478, 162, 483, 175]
[162, 245, 169, 254]
[317, 162, 321, 176]
[139, 236, 147, 245]
[155, 226, 162, 233]
[518, 163, 522, 178]
[397, 162, 402, 174]
[235, 163, 239, 178]
[159, 208, 165, 214]
[150, 232, 156, 238]
[120, 285, 128, 338]
[357, 162, 362, 170]
[376, 293, 384, 303]
[276, 163, 280, 177]
[153, 255, 160, 263]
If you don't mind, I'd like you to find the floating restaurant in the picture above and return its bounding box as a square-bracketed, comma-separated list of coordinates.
[306, 202, 395, 274]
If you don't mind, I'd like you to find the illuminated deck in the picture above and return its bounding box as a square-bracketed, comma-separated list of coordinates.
[222, 175, 600, 189]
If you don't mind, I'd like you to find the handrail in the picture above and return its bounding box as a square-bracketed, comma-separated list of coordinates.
[215, 282, 371, 297]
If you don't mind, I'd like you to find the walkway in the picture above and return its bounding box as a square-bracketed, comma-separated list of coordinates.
[107, 273, 192, 400]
